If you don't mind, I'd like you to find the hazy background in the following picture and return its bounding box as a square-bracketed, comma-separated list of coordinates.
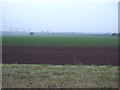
[1, 0, 118, 33]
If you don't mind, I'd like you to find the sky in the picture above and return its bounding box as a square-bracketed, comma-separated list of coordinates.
[1, 0, 119, 33]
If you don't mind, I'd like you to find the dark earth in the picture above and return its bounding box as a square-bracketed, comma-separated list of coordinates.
[2, 46, 118, 65]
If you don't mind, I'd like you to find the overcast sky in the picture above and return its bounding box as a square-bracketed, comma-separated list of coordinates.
[1, 0, 118, 33]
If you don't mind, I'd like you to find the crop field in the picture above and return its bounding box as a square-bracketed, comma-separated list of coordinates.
[2, 36, 119, 88]
[2, 36, 118, 47]
[2, 36, 118, 65]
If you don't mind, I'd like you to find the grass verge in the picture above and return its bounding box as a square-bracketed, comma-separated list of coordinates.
[2, 64, 119, 88]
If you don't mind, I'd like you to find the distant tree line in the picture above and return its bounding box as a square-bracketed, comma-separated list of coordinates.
[29, 32, 120, 36]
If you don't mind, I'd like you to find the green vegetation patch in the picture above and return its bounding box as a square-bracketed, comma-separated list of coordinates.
[2, 36, 118, 47]
[2, 64, 119, 88]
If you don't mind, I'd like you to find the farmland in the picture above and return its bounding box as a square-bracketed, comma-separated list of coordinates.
[2, 36, 118, 47]
[2, 36, 119, 88]
[2, 36, 118, 65]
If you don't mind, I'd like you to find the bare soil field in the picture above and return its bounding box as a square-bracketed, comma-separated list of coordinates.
[2, 46, 118, 65]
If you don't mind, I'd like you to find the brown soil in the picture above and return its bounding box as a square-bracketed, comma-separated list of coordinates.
[2, 46, 118, 65]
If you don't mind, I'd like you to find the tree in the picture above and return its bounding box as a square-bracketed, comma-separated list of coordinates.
[112, 33, 118, 36]
[30, 32, 34, 35]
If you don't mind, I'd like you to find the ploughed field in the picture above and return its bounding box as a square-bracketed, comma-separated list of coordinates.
[2, 36, 118, 65]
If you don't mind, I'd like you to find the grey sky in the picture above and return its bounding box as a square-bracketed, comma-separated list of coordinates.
[2, 1, 118, 33]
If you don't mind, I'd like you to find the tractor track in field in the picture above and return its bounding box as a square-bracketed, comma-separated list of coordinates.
[2, 46, 118, 65]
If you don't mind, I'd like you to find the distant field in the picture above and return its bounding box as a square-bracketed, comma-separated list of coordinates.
[2, 36, 118, 65]
[2, 36, 118, 47]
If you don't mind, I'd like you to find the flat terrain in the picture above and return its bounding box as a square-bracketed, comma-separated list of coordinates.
[2, 36, 118, 65]
[2, 64, 119, 88]
[3, 46, 118, 65]
[2, 36, 119, 88]
[2, 36, 118, 47]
